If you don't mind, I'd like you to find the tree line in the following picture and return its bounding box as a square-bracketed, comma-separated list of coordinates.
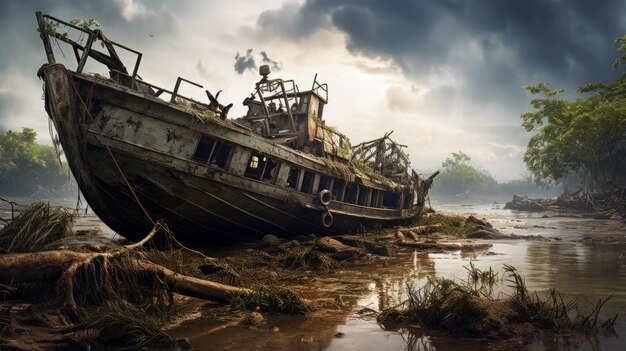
[434, 35, 626, 199]
[430, 151, 552, 200]
[521, 36, 626, 192]
[0, 128, 76, 198]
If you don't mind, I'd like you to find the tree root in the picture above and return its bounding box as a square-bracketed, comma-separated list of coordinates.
[0, 222, 251, 318]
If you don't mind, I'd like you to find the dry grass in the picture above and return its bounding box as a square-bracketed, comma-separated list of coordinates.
[74, 301, 176, 350]
[277, 246, 339, 272]
[70, 253, 174, 311]
[412, 213, 479, 237]
[0, 202, 74, 253]
[379, 264, 618, 338]
[230, 286, 310, 315]
[379, 277, 485, 332]
[503, 264, 618, 331]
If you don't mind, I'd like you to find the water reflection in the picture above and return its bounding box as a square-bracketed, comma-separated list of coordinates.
[335, 203, 626, 351]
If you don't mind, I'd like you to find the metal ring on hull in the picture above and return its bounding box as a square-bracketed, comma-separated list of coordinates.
[320, 210, 333, 228]
[318, 189, 332, 206]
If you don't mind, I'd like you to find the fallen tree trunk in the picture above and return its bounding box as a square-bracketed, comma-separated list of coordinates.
[0, 249, 251, 310]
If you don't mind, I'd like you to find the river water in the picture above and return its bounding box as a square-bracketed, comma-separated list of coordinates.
[2, 197, 625, 350]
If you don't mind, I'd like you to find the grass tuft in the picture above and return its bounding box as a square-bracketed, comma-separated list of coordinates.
[503, 264, 618, 331]
[0, 202, 74, 253]
[230, 286, 310, 315]
[74, 301, 175, 350]
[277, 246, 339, 272]
[378, 277, 484, 332]
[464, 261, 498, 295]
[379, 264, 618, 337]
[412, 213, 479, 237]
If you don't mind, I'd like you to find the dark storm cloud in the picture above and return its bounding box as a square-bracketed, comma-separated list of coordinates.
[234, 49, 257, 74]
[0, 0, 181, 131]
[260, 51, 282, 72]
[0, 0, 179, 69]
[257, 0, 626, 105]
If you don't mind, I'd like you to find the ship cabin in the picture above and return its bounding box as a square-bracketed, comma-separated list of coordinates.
[236, 65, 351, 162]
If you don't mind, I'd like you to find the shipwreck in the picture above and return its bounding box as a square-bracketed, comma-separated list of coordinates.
[35, 12, 437, 244]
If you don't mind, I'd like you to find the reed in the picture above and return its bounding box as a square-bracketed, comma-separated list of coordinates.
[75, 301, 175, 350]
[379, 264, 618, 337]
[0, 202, 74, 253]
[503, 264, 618, 331]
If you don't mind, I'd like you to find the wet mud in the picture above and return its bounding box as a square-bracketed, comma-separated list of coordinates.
[1, 199, 625, 350]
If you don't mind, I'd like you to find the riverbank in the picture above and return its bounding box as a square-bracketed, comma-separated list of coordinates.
[1, 199, 625, 350]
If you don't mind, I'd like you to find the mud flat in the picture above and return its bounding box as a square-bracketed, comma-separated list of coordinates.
[1, 201, 623, 350]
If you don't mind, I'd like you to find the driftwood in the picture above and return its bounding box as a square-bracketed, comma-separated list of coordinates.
[505, 189, 626, 219]
[0, 250, 249, 309]
[504, 195, 546, 212]
[0, 223, 250, 316]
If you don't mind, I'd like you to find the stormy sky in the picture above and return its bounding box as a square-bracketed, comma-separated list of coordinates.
[1, 0, 625, 181]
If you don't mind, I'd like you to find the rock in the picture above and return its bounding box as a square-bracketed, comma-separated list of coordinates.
[278, 240, 301, 251]
[261, 234, 281, 247]
[504, 195, 545, 212]
[244, 311, 265, 326]
[466, 215, 493, 228]
[334, 235, 394, 256]
[317, 237, 365, 260]
[466, 230, 506, 239]
[395, 230, 406, 242]
[316, 237, 349, 253]
[331, 248, 364, 260]
[403, 231, 420, 241]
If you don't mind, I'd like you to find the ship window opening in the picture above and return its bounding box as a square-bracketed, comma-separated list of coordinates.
[318, 175, 331, 193]
[382, 192, 399, 208]
[345, 183, 358, 204]
[262, 158, 280, 183]
[287, 167, 300, 189]
[209, 142, 232, 169]
[244, 153, 266, 180]
[370, 190, 379, 208]
[403, 192, 412, 209]
[192, 136, 215, 162]
[358, 187, 369, 206]
[300, 170, 315, 194]
[332, 180, 345, 201]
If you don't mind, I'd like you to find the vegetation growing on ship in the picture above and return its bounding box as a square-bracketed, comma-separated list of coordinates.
[0, 128, 76, 197]
[521, 36, 626, 191]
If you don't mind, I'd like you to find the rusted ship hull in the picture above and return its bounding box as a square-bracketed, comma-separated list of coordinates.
[40, 64, 415, 244]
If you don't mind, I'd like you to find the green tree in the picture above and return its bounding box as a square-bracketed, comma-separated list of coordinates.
[521, 69, 626, 190]
[0, 128, 74, 197]
[433, 151, 498, 196]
